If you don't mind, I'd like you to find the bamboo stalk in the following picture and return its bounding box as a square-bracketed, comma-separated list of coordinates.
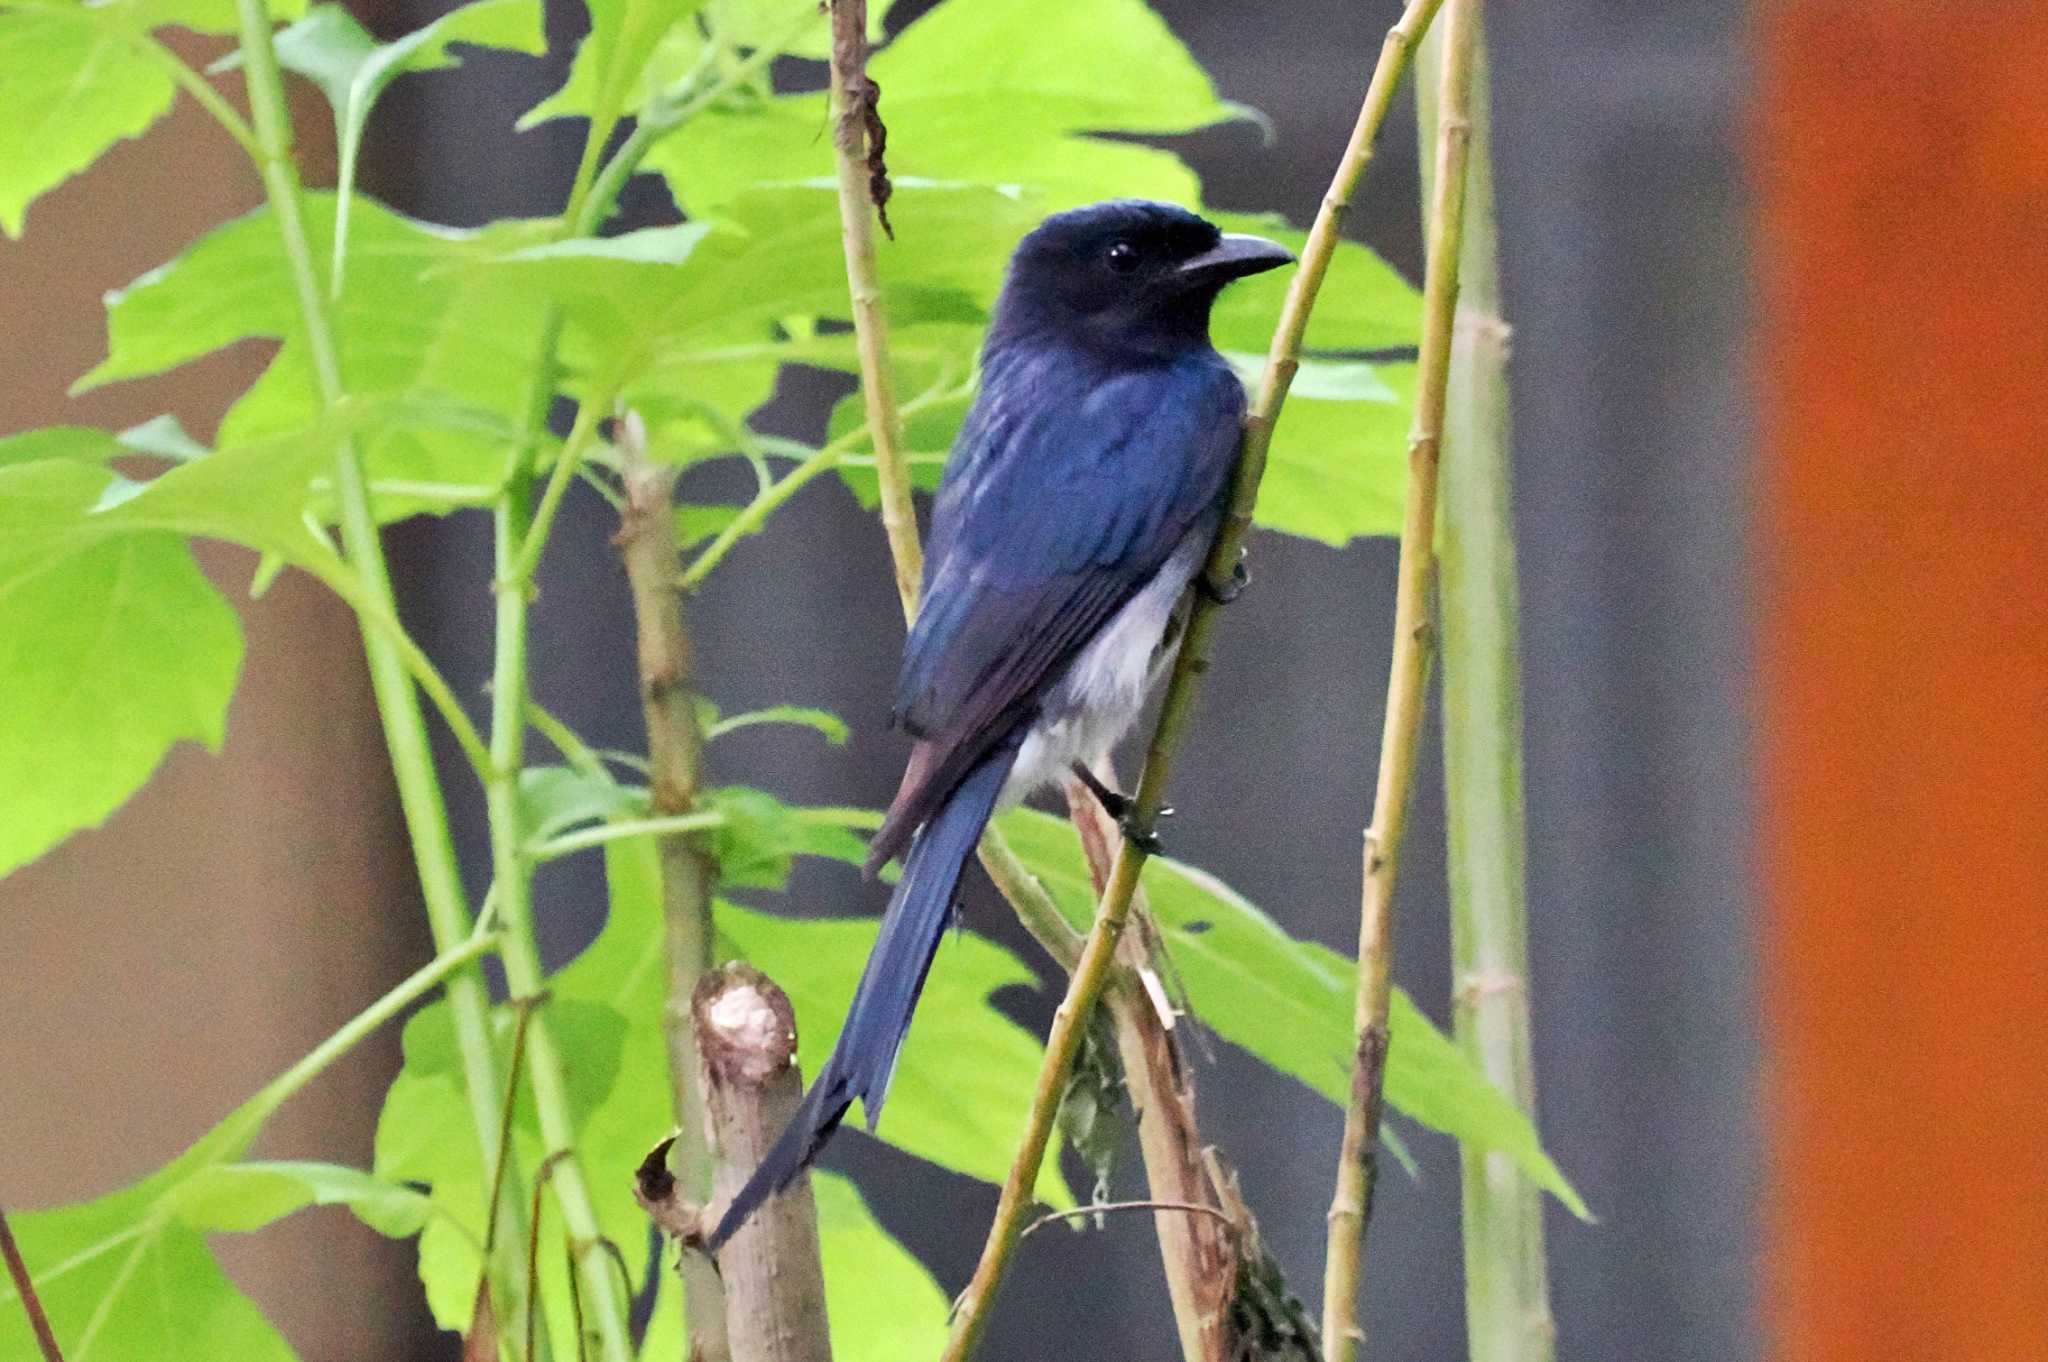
[1417, 23, 1556, 1362]
[940, 2, 1453, 1353]
[614, 414, 731, 1362]
[1320, 2, 1482, 1358]
[827, 0, 920, 616]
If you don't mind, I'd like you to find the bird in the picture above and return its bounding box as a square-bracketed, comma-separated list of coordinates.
[707, 200, 1293, 1249]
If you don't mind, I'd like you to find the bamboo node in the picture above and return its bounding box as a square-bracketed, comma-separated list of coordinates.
[1453, 967, 1526, 1008]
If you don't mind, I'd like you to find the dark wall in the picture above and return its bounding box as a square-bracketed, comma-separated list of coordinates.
[376, 1, 1755, 1357]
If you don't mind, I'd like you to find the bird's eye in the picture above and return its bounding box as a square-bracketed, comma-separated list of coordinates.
[1105, 241, 1139, 273]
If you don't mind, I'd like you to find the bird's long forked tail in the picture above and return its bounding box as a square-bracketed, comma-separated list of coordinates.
[707, 745, 1017, 1250]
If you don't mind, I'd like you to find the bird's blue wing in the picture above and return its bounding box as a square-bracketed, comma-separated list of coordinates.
[867, 349, 1243, 868]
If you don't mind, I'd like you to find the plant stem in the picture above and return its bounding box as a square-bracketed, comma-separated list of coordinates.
[1418, 21, 1556, 1362]
[1321, 1, 1480, 1357]
[513, 400, 605, 584]
[226, 0, 531, 1337]
[123, 22, 261, 157]
[940, 1, 1449, 1352]
[575, 12, 816, 237]
[528, 811, 728, 861]
[615, 414, 730, 1362]
[827, 0, 920, 616]
[1065, 780, 1240, 1362]
[0, 1208, 64, 1362]
[486, 445, 636, 1362]
[692, 966, 833, 1362]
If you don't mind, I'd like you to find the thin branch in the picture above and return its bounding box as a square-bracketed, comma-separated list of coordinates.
[513, 400, 606, 585]
[483, 998, 545, 1259]
[938, 0, 1450, 1353]
[614, 412, 731, 1362]
[1066, 776, 1242, 1362]
[527, 1151, 573, 1362]
[526, 812, 727, 863]
[1420, 19, 1556, 1362]
[0, 1207, 65, 1362]
[484, 424, 636, 1361]
[227, 0, 531, 1338]
[1322, 1, 1481, 1357]
[1020, 1200, 1236, 1242]
[827, 0, 920, 617]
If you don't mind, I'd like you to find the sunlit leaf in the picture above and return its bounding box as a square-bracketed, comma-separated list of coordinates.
[520, 0, 708, 149]
[701, 785, 868, 890]
[174, 1161, 435, 1238]
[650, 0, 1240, 216]
[995, 809, 1588, 1217]
[250, 0, 544, 291]
[703, 703, 849, 745]
[0, 7, 172, 238]
[0, 462, 242, 878]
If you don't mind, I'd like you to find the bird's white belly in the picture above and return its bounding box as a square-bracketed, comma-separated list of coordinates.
[1001, 526, 1210, 806]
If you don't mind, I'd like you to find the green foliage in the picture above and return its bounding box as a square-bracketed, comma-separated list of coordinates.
[261, 0, 545, 292]
[0, 461, 243, 876]
[995, 810, 1589, 1218]
[367, 834, 979, 1355]
[0, 0, 1544, 1354]
[0, 7, 170, 239]
[78, 194, 551, 517]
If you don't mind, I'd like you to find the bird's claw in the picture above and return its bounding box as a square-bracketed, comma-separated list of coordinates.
[1199, 559, 1249, 605]
[1120, 815, 1166, 857]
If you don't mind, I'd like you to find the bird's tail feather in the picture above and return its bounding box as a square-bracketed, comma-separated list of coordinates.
[707, 744, 1016, 1249]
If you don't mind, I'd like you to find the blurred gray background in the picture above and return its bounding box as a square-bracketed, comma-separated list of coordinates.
[0, 0, 1752, 1358]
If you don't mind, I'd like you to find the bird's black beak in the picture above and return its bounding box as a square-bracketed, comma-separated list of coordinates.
[1176, 232, 1295, 285]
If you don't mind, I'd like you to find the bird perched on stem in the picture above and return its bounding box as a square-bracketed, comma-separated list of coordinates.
[709, 200, 1292, 1248]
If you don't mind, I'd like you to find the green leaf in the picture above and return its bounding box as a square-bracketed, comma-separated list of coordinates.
[173, 1161, 435, 1238]
[521, 0, 707, 145]
[0, 7, 173, 238]
[519, 762, 643, 843]
[702, 785, 869, 890]
[125, 0, 308, 36]
[1253, 363, 1414, 544]
[674, 500, 743, 548]
[79, 194, 553, 517]
[716, 895, 1072, 1205]
[0, 0, 314, 235]
[1207, 212, 1421, 355]
[994, 808, 1588, 1217]
[0, 426, 124, 467]
[0, 462, 243, 878]
[0, 1063, 382, 1362]
[703, 703, 849, 745]
[812, 1172, 948, 1354]
[374, 995, 632, 1358]
[650, 0, 1239, 217]
[0, 1180, 299, 1362]
[255, 1, 543, 292]
[577, 836, 1069, 1205]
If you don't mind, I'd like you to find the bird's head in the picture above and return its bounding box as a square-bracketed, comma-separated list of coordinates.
[989, 200, 1294, 358]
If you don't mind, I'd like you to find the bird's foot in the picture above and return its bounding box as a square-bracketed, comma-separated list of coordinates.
[1199, 557, 1250, 605]
[1120, 814, 1167, 857]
